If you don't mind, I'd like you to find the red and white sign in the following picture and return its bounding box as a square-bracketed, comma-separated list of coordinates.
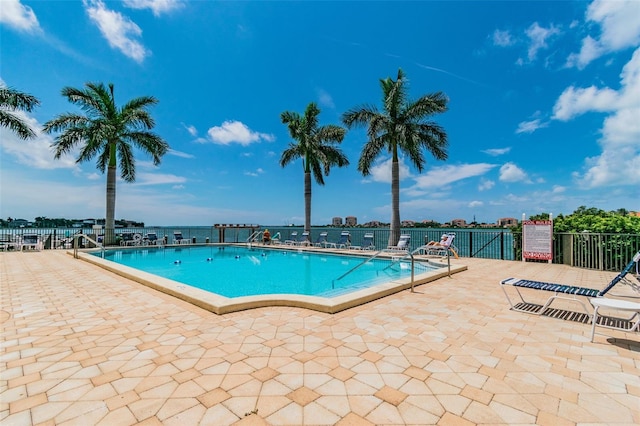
[523, 220, 553, 261]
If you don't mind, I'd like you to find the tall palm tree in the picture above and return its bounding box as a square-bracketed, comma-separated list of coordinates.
[44, 82, 169, 245]
[280, 102, 349, 234]
[0, 86, 40, 139]
[342, 68, 448, 247]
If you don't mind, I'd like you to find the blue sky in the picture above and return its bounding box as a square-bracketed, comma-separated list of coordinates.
[1, 0, 639, 227]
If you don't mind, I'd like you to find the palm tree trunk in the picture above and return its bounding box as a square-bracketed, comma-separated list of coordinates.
[389, 148, 401, 247]
[105, 165, 116, 245]
[304, 171, 311, 233]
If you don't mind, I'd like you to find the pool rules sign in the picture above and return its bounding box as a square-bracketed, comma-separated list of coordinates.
[522, 219, 553, 262]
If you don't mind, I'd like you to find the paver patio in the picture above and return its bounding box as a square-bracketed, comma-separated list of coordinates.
[1, 250, 639, 425]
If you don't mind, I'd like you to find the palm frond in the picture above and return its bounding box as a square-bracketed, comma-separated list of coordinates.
[118, 142, 135, 182]
[0, 110, 37, 139]
[0, 87, 40, 112]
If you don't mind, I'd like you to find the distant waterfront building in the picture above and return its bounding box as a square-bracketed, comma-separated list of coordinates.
[450, 218, 467, 227]
[345, 216, 357, 226]
[332, 217, 343, 226]
[497, 217, 518, 227]
[363, 221, 382, 228]
[401, 220, 415, 227]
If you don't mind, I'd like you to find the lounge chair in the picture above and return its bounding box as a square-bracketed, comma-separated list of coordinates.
[387, 234, 410, 251]
[361, 233, 375, 250]
[350, 232, 375, 250]
[0, 234, 19, 251]
[424, 233, 458, 258]
[173, 231, 189, 245]
[294, 231, 311, 246]
[144, 232, 158, 245]
[120, 232, 142, 246]
[314, 232, 328, 247]
[325, 231, 351, 249]
[20, 234, 42, 251]
[284, 231, 298, 245]
[500, 251, 640, 316]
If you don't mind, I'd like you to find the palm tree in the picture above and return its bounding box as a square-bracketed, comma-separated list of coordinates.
[44, 82, 169, 245]
[0, 86, 40, 139]
[280, 102, 349, 234]
[342, 68, 448, 247]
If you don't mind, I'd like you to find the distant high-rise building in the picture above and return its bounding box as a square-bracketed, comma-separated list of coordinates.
[332, 217, 343, 226]
[345, 216, 357, 226]
[450, 218, 467, 227]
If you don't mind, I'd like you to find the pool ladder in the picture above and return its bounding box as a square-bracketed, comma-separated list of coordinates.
[333, 245, 452, 293]
[332, 249, 421, 292]
[72, 233, 105, 259]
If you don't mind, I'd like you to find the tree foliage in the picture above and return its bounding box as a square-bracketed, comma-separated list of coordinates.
[516, 206, 640, 234]
[0, 86, 40, 139]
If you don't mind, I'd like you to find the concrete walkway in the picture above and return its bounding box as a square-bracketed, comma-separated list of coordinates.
[1, 250, 639, 425]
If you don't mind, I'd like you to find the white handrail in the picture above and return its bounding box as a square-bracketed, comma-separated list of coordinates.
[73, 233, 104, 259]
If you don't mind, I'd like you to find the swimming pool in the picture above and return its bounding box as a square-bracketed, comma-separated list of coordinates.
[96, 245, 439, 297]
[81, 244, 466, 314]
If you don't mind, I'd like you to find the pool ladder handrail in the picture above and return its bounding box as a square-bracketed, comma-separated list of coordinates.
[382, 245, 432, 271]
[332, 250, 386, 289]
[246, 230, 263, 248]
[73, 233, 105, 259]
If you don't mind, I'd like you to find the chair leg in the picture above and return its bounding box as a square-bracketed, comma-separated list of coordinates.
[590, 306, 601, 342]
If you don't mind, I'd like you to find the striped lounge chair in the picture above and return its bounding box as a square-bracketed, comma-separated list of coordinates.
[500, 251, 640, 315]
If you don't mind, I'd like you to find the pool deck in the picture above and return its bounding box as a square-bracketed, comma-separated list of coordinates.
[1, 250, 639, 425]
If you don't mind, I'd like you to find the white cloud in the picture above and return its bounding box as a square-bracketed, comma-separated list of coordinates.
[84, 0, 149, 63]
[316, 88, 335, 109]
[492, 29, 515, 47]
[412, 163, 497, 189]
[207, 120, 275, 146]
[515, 119, 548, 134]
[499, 162, 528, 182]
[182, 123, 198, 136]
[478, 179, 495, 191]
[365, 157, 411, 184]
[123, 0, 184, 16]
[482, 147, 511, 156]
[567, 0, 640, 69]
[554, 48, 640, 187]
[0, 112, 77, 170]
[552, 85, 619, 121]
[167, 149, 194, 159]
[244, 168, 264, 177]
[0, 0, 40, 33]
[134, 172, 187, 186]
[552, 185, 566, 193]
[523, 22, 561, 63]
[468, 200, 483, 208]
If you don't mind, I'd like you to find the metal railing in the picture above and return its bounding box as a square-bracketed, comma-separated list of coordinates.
[2, 226, 638, 272]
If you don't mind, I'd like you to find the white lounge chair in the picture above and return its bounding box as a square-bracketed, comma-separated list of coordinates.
[0, 234, 19, 251]
[424, 233, 458, 258]
[295, 231, 311, 246]
[20, 234, 42, 251]
[173, 231, 189, 245]
[325, 231, 350, 249]
[314, 232, 328, 247]
[360, 233, 375, 250]
[144, 232, 159, 245]
[284, 231, 298, 245]
[387, 234, 410, 251]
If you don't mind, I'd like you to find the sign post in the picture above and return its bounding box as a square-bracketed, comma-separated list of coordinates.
[522, 214, 553, 263]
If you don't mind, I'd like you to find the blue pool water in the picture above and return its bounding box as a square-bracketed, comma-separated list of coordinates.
[96, 246, 439, 298]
